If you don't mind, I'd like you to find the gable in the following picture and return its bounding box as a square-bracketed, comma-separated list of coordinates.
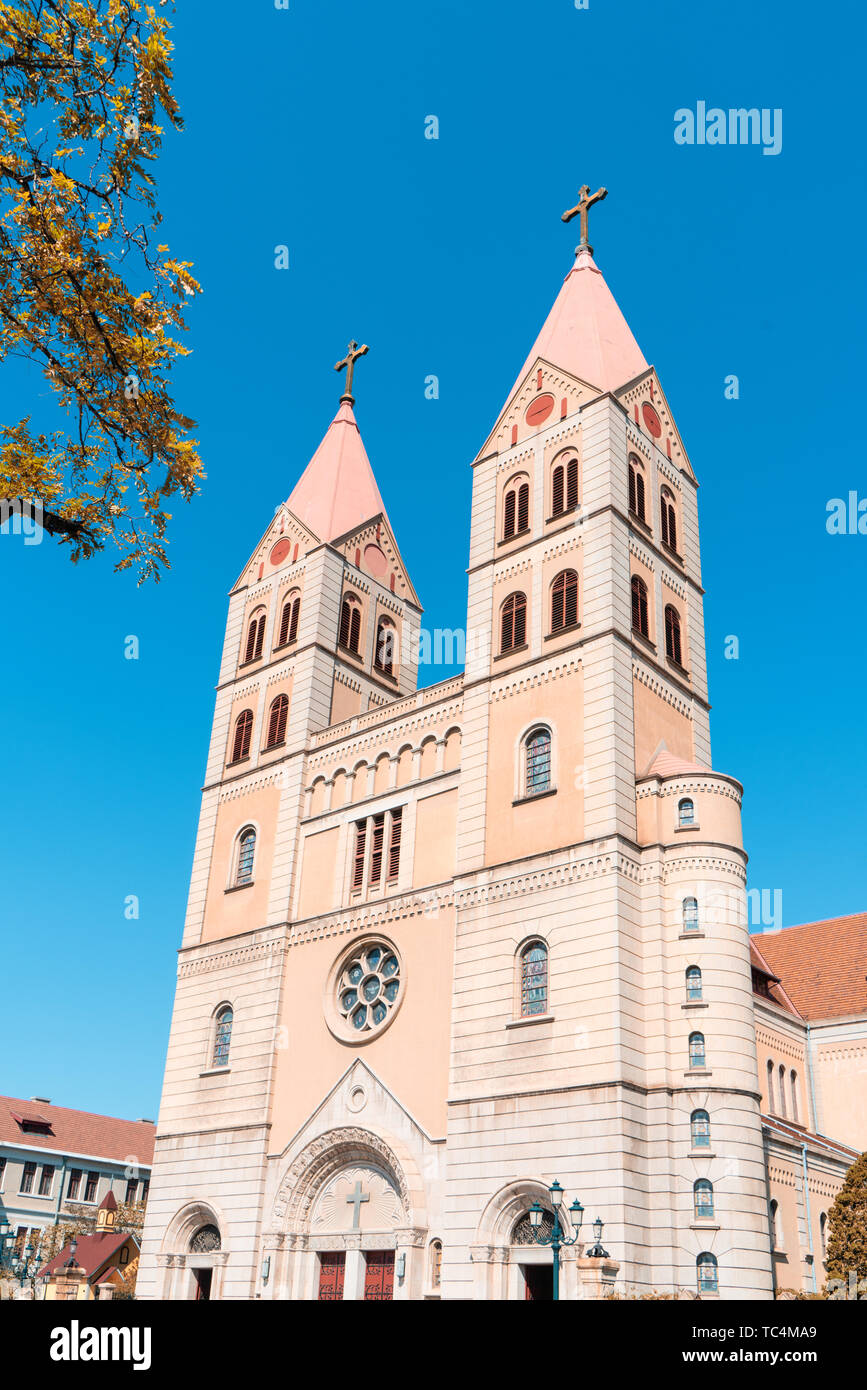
[233, 507, 320, 593]
[616, 369, 696, 484]
[477, 358, 598, 462]
[332, 514, 421, 609]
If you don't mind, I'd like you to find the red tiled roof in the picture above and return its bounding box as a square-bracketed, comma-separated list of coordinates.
[753, 912, 867, 1021]
[643, 749, 710, 778]
[761, 1113, 859, 1162]
[0, 1096, 155, 1165]
[38, 1231, 135, 1280]
[750, 938, 801, 1017]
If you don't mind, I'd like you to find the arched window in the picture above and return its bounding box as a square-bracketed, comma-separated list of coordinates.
[819, 1212, 827, 1259]
[778, 1063, 787, 1118]
[551, 456, 579, 517]
[678, 798, 695, 827]
[628, 455, 646, 522]
[244, 608, 266, 663]
[790, 1070, 799, 1122]
[664, 605, 683, 666]
[190, 1223, 222, 1253]
[683, 896, 699, 932]
[550, 569, 578, 633]
[235, 826, 256, 885]
[339, 593, 362, 654]
[519, 940, 548, 1017]
[524, 727, 552, 796]
[212, 1007, 233, 1069]
[631, 574, 649, 638]
[430, 1240, 443, 1289]
[697, 1252, 718, 1295]
[767, 1059, 775, 1112]
[690, 1109, 711, 1149]
[500, 592, 527, 653]
[503, 478, 530, 539]
[265, 693, 289, 748]
[769, 1199, 779, 1249]
[689, 1031, 706, 1069]
[694, 1180, 714, 1220]
[278, 592, 301, 647]
[660, 486, 678, 553]
[686, 966, 703, 1002]
[374, 617, 396, 676]
[231, 709, 253, 763]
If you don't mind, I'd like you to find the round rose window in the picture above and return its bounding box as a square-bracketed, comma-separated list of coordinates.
[337, 942, 401, 1035]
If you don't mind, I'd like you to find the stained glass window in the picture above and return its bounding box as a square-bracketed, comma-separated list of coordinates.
[683, 896, 699, 931]
[678, 798, 695, 827]
[337, 942, 401, 1036]
[236, 828, 256, 885]
[512, 1209, 555, 1245]
[212, 1006, 233, 1068]
[686, 966, 702, 1001]
[697, 1252, 718, 1294]
[525, 729, 551, 796]
[691, 1110, 710, 1148]
[520, 941, 548, 1017]
[694, 1180, 714, 1219]
[689, 1032, 706, 1069]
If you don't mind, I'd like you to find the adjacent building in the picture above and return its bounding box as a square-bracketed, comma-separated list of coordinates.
[0, 1095, 154, 1252]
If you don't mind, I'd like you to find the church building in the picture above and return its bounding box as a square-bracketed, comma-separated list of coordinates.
[137, 190, 864, 1301]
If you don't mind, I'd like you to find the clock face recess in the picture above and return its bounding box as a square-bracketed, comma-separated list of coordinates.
[525, 393, 555, 427]
[642, 402, 663, 438]
[269, 538, 293, 565]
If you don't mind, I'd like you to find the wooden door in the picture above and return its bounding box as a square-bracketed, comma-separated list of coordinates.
[318, 1252, 346, 1301]
[363, 1250, 395, 1301]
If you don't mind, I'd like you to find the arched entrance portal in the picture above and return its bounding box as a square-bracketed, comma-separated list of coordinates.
[267, 1127, 427, 1301]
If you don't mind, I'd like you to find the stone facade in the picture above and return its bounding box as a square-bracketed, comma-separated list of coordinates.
[137, 242, 861, 1301]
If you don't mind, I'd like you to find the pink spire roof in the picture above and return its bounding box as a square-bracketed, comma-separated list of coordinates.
[286, 401, 389, 543]
[508, 247, 648, 397]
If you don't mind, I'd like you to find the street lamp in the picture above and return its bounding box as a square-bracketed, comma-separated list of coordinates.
[527, 1181, 585, 1301]
[586, 1217, 609, 1259]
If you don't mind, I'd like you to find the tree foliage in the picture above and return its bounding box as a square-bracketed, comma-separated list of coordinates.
[825, 1150, 867, 1285]
[0, 0, 202, 580]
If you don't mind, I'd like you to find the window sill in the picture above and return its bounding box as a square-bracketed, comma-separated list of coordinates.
[224, 881, 254, 894]
[497, 528, 531, 548]
[689, 1150, 715, 1159]
[685, 1068, 712, 1078]
[512, 788, 557, 807]
[679, 931, 705, 941]
[629, 509, 652, 536]
[226, 755, 251, 769]
[682, 1001, 708, 1010]
[662, 541, 684, 566]
[631, 628, 656, 654]
[690, 1221, 720, 1232]
[674, 824, 701, 834]
[273, 640, 298, 654]
[373, 667, 399, 684]
[667, 657, 691, 679]
[200, 1067, 231, 1078]
[262, 740, 286, 753]
[494, 643, 529, 661]
[337, 643, 363, 663]
[546, 507, 581, 525]
[506, 1014, 555, 1030]
[545, 622, 581, 641]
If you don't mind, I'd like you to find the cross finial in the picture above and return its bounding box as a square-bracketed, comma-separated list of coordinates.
[335, 339, 369, 405]
[561, 184, 608, 255]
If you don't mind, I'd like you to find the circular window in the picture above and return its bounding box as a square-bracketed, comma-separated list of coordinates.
[269, 538, 293, 565]
[327, 938, 404, 1043]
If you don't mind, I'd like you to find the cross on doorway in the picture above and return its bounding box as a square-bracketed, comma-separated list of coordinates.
[346, 1180, 370, 1229]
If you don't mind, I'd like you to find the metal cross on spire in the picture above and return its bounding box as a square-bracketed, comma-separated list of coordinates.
[335, 339, 370, 405]
[561, 184, 608, 254]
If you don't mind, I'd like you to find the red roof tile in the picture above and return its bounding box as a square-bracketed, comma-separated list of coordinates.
[753, 912, 867, 1021]
[0, 1096, 155, 1165]
[38, 1231, 135, 1280]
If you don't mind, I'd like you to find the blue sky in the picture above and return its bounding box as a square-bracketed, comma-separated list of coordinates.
[1, 0, 864, 1119]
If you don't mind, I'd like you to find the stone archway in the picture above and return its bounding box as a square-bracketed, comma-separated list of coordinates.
[267, 1126, 427, 1301]
[472, 1180, 568, 1301]
[157, 1200, 229, 1301]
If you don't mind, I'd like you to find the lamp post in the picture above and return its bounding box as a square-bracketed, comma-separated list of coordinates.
[585, 1217, 609, 1259]
[11, 1236, 40, 1289]
[0, 1219, 16, 1275]
[527, 1181, 585, 1301]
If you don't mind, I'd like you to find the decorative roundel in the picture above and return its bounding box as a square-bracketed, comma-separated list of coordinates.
[641, 402, 663, 438]
[525, 393, 555, 427]
[269, 538, 292, 565]
[335, 940, 402, 1039]
[363, 543, 388, 578]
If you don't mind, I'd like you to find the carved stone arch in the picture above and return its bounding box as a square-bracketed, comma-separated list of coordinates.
[271, 1126, 425, 1235]
[163, 1199, 226, 1255]
[476, 1178, 553, 1246]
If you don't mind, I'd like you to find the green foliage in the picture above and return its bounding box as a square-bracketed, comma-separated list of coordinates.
[825, 1150, 867, 1285]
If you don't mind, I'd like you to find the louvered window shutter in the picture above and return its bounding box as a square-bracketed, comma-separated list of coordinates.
[352, 822, 367, 889]
[552, 466, 564, 516]
[513, 594, 526, 647]
[504, 489, 516, 539]
[566, 459, 578, 510]
[369, 813, 385, 884]
[339, 600, 351, 649]
[387, 808, 402, 881]
[517, 483, 529, 532]
[288, 598, 300, 644]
